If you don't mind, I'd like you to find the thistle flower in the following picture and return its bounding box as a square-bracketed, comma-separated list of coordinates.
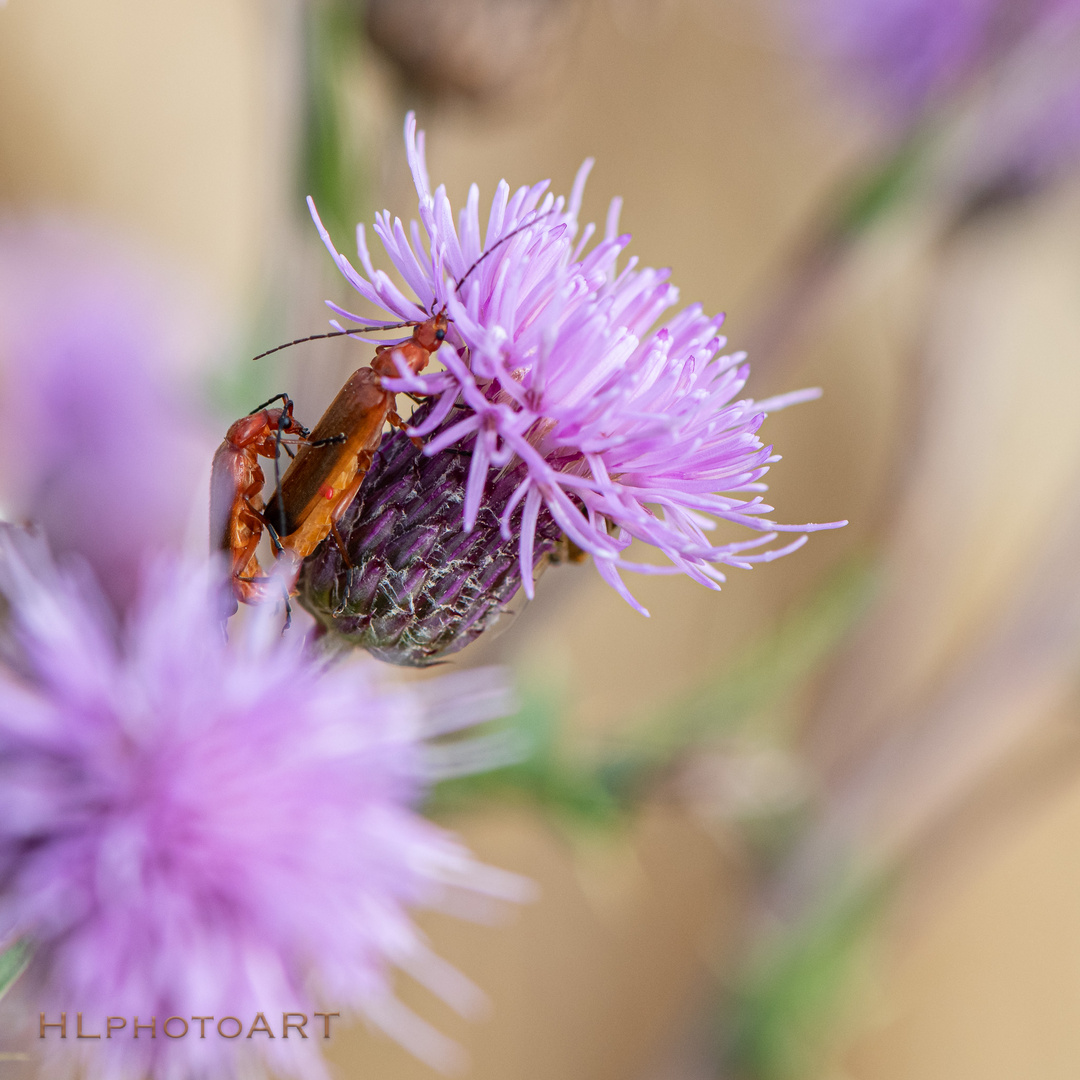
[0, 219, 218, 613]
[0, 525, 524, 1080]
[307, 113, 842, 634]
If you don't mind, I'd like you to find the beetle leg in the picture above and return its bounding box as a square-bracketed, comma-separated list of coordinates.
[234, 572, 280, 604]
[330, 528, 355, 617]
[265, 518, 285, 557]
[326, 468, 369, 616]
[243, 497, 286, 556]
[388, 408, 425, 450]
[270, 412, 290, 535]
[308, 432, 348, 448]
[388, 410, 423, 447]
[231, 536, 263, 592]
[235, 559, 296, 628]
[329, 520, 358, 617]
[330, 523, 353, 568]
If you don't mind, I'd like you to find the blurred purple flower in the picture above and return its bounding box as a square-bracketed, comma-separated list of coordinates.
[800, 0, 1080, 118]
[804, 0, 994, 116]
[961, 6, 1080, 189]
[792, 0, 1080, 195]
[0, 219, 218, 613]
[310, 113, 843, 616]
[0, 525, 525, 1080]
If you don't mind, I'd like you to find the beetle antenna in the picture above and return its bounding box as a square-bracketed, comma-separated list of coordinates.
[250, 210, 557, 362]
[250, 321, 420, 362]
[248, 391, 294, 416]
[452, 210, 556, 296]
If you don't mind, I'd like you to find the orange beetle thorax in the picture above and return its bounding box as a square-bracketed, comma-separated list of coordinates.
[371, 312, 448, 378]
[225, 408, 301, 457]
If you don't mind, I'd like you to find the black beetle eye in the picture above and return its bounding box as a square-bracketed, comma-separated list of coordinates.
[435, 328, 446, 341]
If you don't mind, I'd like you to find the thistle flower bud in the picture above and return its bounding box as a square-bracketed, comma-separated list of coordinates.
[298, 408, 563, 666]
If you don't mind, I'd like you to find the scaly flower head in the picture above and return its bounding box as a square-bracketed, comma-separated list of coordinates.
[299, 404, 564, 666]
[307, 113, 842, 631]
[0, 525, 524, 1080]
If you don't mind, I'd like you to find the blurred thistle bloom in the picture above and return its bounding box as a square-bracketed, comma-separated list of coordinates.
[802, 0, 1079, 116]
[0, 218, 217, 613]
[805, 0, 1007, 116]
[958, 7, 1080, 191]
[792, 0, 1080, 192]
[301, 112, 842, 658]
[0, 525, 525, 1079]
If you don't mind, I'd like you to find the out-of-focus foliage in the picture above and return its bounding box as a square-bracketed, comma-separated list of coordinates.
[726, 877, 889, 1080]
[303, 0, 367, 244]
[431, 557, 876, 827]
[429, 682, 625, 829]
[602, 556, 876, 791]
[832, 134, 930, 237]
[0, 940, 31, 1006]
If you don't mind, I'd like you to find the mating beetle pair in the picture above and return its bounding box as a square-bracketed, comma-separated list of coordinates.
[209, 309, 449, 619]
[210, 214, 550, 623]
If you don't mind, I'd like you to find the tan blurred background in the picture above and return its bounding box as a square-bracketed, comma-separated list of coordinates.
[3, 1, 1080, 1078]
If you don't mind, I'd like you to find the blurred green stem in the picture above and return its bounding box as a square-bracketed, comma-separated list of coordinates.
[596, 556, 877, 804]
[0, 939, 31, 1004]
[724, 874, 891, 1080]
[303, 0, 367, 242]
[431, 556, 876, 827]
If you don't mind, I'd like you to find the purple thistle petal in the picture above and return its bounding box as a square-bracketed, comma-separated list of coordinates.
[518, 487, 544, 600]
[462, 425, 494, 531]
[421, 412, 482, 457]
[400, 383, 460, 434]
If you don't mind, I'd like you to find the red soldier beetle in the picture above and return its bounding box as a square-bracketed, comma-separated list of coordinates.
[267, 310, 450, 579]
[219, 211, 554, 619]
[209, 393, 342, 617]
